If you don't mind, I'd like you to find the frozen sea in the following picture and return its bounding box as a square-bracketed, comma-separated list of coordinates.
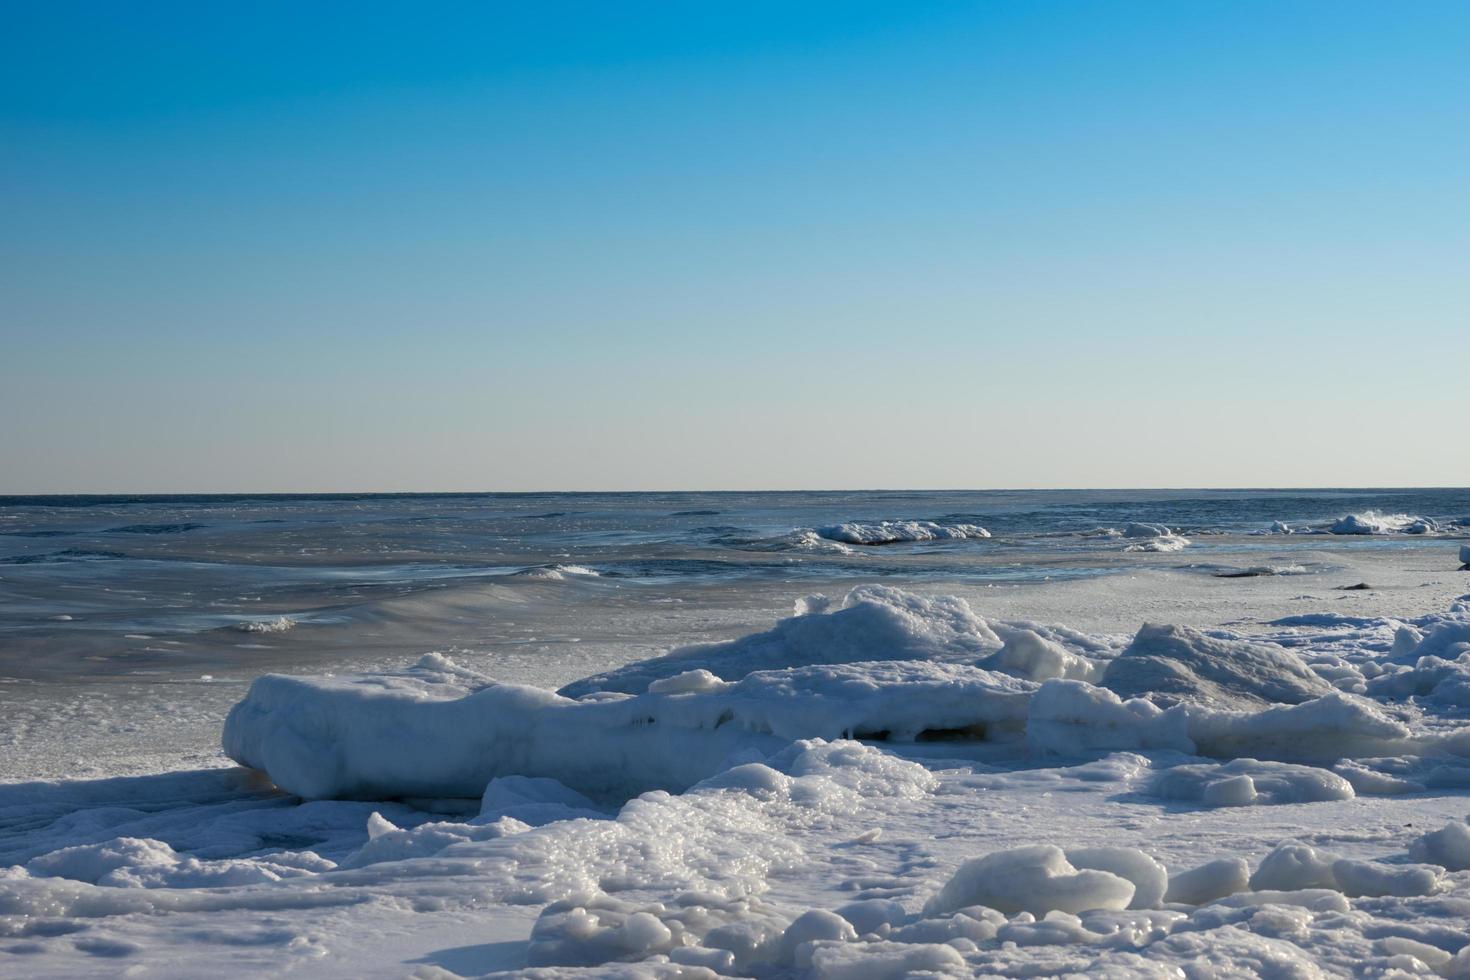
[4, 488, 1470, 978]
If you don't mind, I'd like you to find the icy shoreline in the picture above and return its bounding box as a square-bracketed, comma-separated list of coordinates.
[6, 561, 1470, 976]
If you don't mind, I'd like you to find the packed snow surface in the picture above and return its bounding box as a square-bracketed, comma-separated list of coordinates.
[11, 582, 1470, 977]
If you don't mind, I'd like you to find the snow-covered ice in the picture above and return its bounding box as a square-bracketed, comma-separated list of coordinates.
[10, 569, 1470, 975]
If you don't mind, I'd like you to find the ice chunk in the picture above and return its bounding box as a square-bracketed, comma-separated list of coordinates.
[1207, 888, 1350, 913]
[778, 909, 857, 964]
[1183, 693, 1414, 763]
[224, 653, 1020, 799]
[1330, 858, 1443, 897]
[1151, 759, 1354, 807]
[1330, 511, 1438, 535]
[1102, 623, 1336, 708]
[1064, 846, 1168, 909]
[1118, 523, 1191, 552]
[560, 585, 1004, 697]
[833, 898, 908, 936]
[807, 940, 967, 979]
[1164, 857, 1250, 905]
[1124, 534, 1191, 553]
[1026, 680, 1193, 757]
[480, 775, 604, 825]
[1410, 820, 1470, 870]
[1248, 842, 1338, 892]
[647, 669, 729, 695]
[980, 629, 1100, 682]
[815, 521, 990, 545]
[924, 844, 1136, 916]
[1401, 621, 1470, 662]
[340, 815, 528, 869]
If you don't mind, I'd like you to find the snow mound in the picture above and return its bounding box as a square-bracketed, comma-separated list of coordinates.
[1063, 846, 1169, 909]
[25, 836, 331, 888]
[1411, 820, 1470, 870]
[814, 521, 990, 545]
[1118, 523, 1191, 553]
[560, 585, 1003, 697]
[923, 845, 1137, 916]
[1101, 623, 1336, 708]
[1182, 693, 1415, 762]
[1247, 841, 1444, 898]
[1029, 681, 1414, 763]
[1164, 857, 1250, 905]
[223, 651, 1029, 800]
[341, 813, 529, 868]
[978, 629, 1101, 683]
[1151, 759, 1355, 807]
[1123, 523, 1176, 538]
[1330, 511, 1439, 535]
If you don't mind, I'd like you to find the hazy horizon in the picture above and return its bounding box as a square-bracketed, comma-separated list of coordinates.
[3, 484, 1468, 499]
[4, 2, 1468, 493]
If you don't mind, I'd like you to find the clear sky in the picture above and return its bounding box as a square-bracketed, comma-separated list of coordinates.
[2, 2, 1467, 492]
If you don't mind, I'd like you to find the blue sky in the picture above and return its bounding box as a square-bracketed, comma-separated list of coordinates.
[3, 2, 1467, 491]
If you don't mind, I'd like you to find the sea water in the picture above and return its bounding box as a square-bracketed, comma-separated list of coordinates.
[2, 488, 1467, 676]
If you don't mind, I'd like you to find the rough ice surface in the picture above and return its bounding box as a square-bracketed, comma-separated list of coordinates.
[1100, 623, 1336, 708]
[1151, 758, 1356, 806]
[10, 581, 1470, 977]
[559, 585, 1007, 697]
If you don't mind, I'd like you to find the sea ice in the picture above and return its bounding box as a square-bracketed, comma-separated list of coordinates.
[1100, 623, 1336, 708]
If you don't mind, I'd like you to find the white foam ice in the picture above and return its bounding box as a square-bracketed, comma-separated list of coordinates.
[814, 521, 990, 545]
[512, 564, 603, 581]
[234, 616, 296, 634]
[1330, 511, 1441, 535]
[1116, 523, 1191, 553]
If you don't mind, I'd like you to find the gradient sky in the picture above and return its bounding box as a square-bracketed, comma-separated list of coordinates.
[3, 2, 1467, 492]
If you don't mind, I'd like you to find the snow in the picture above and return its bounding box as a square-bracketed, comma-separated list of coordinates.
[1120, 522, 1191, 553]
[1330, 511, 1440, 535]
[1124, 535, 1191, 553]
[1100, 623, 1336, 708]
[1163, 857, 1250, 905]
[559, 586, 1005, 698]
[979, 629, 1100, 682]
[922, 845, 1137, 916]
[1411, 820, 1470, 870]
[1151, 759, 1356, 806]
[224, 651, 1032, 800]
[10, 576, 1470, 976]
